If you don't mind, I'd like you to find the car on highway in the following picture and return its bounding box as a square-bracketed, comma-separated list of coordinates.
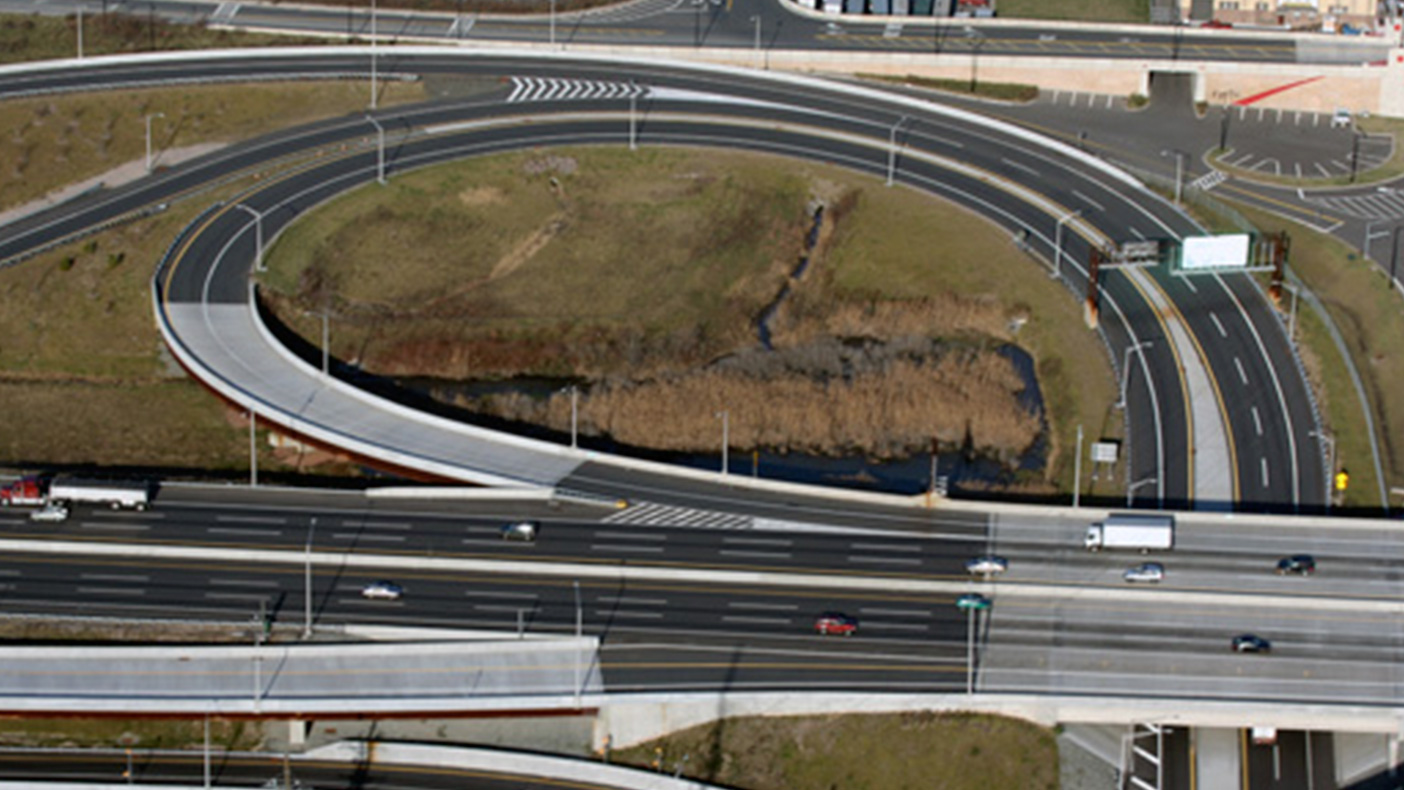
[501, 521, 539, 542]
[955, 593, 992, 612]
[1276, 555, 1316, 575]
[28, 504, 69, 523]
[965, 555, 1008, 575]
[814, 612, 858, 636]
[1231, 634, 1271, 654]
[1123, 562, 1165, 583]
[360, 581, 403, 600]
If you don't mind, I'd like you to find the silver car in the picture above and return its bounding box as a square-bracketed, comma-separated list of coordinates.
[360, 580, 403, 600]
[29, 504, 69, 523]
[965, 555, 1008, 575]
[1123, 562, 1165, 583]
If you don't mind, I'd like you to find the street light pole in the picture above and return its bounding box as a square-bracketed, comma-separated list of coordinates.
[886, 115, 908, 187]
[716, 410, 729, 475]
[965, 606, 975, 695]
[76, 5, 83, 59]
[320, 312, 329, 375]
[1161, 149, 1185, 204]
[303, 516, 316, 639]
[369, 0, 378, 110]
[573, 579, 582, 708]
[628, 81, 637, 151]
[365, 114, 386, 185]
[1052, 209, 1082, 280]
[144, 111, 165, 174]
[1311, 429, 1336, 511]
[233, 204, 264, 272]
[750, 14, 761, 64]
[1127, 475, 1158, 507]
[1072, 424, 1084, 509]
[569, 385, 579, 449]
[1117, 341, 1152, 411]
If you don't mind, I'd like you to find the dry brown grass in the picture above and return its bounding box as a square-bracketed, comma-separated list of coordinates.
[612, 712, 1058, 790]
[0, 81, 425, 212]
[0, 717, 258, 751]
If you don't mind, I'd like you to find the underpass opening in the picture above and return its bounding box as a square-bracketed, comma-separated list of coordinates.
[1145, 72, 1203, 115]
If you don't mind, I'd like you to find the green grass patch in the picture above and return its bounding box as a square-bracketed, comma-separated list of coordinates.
[1230, 202, 1400, 510]
[995, 0, 1147, 22]
[858, 73, 1039, 103]
[613, 712, 1058, 790]
[0, 81, 425, 212]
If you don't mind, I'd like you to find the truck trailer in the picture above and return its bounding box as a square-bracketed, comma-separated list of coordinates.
[1085, 513, 1174, 552]
[0, 476, 151, 511]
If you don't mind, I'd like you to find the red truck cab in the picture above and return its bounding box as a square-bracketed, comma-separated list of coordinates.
[0, 477, 46, 506]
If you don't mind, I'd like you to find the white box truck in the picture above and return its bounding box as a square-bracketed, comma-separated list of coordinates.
[1085, 513, 1173, 552]
[47, 477, 150, 511]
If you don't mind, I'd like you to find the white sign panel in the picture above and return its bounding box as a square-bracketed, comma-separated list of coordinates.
[1181, 234, 1250, 270]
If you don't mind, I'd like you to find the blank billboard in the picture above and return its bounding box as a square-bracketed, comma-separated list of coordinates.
[1181, 234, 1250, 270]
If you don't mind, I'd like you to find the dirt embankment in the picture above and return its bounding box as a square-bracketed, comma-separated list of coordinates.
[264, 151, 1044, 465]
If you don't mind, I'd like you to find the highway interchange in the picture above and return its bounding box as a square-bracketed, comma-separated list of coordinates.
[0, 1, 1393, 787]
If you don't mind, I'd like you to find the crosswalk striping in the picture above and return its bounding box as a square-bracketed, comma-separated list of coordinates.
[1303, 190, 1404, 220]
[210, 2, 240, 23]
[507, 77, 648, 103]
[602, 501, 754, 530]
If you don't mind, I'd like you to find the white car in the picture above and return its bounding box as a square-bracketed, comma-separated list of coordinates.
[965, 555, 1009, 575]
[1331, 108, 1353, 129]
[500, 521, 539, 542]
[1123, 562, 1165, 583]
[29, 504, 69, 523]
[360, 581, 403, 600]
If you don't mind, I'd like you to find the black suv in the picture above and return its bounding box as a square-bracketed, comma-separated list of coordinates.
[1276, 555, 1316, 576]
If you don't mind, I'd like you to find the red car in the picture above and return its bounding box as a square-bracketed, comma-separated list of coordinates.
[814, 612, 858, 636]
[1200, 19, 1233, 29]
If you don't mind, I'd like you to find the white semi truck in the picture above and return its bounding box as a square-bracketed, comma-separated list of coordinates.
[1, 476, 151, 511]
[1085, 513, 1174, 552]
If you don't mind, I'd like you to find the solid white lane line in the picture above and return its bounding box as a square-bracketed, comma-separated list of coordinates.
[77, 587, 144, 596]
[721, 615, 791, 625]
[719, 549, 792, 560]
[728, 602, 799, 611]
[464, 591, 537, 599]
[207, 527, 282, 537]
[359, 521, 414, 530]
[596, 531, 666, 541]
[722, 536, 793, 547]
[860, 622, 928, 632]
[79, 573, 148, 582]
[850, 542, 921, 553]
[209, 578, 278, 587]
[80, 522, 148, 531]
[331, 533, 406, 542]
[598, 610, 663, 619]
[473, 603, 538, 613]
[215, 515, 286, 525]
[848, 556, 922, 566]
[858, 607, 931, 617]
[596, 596, 667, 606]
[204, 591, 270, 601]
[591, 544, 664, 553]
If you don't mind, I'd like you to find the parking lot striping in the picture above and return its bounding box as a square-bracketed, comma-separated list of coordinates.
[591, 544, 665, 553]
[719, 550, 792, 560]
[728, 602, 799, 611]
[595, 531, 666, 541]
[848, 556, 922, 566]
[208, 527, 283, 537]
[1315, 163, 1332, 178]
